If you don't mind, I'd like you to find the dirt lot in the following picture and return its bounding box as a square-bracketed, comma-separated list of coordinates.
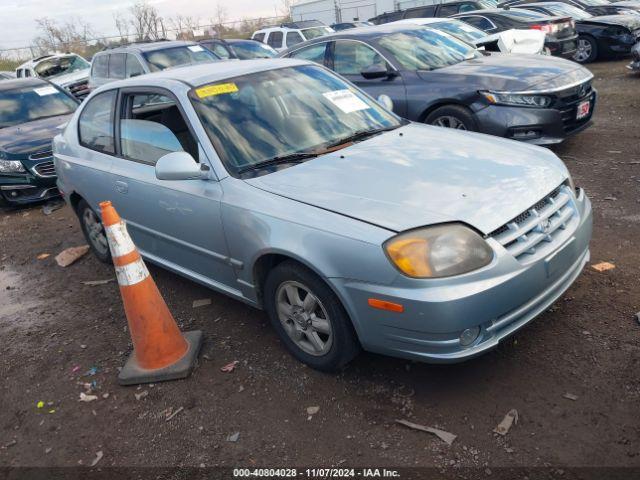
[1, 60, 639, 477]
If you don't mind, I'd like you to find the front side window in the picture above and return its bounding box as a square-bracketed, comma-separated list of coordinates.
[78, 90, 116, 153]
[267, 31, 283, 48]
[333, 41, 385, 75]
[378, 29, 479, 70]
[288, 43, 327, 64]
[108, 53, 126, 80]
[125, 54, 145, 77]
[204, 41, 233, 59]
[143, 46, 218, 72]
[92, 55, 109, 78]
[439, 4, 462, 16]
[119, 93, 198, 164]
[253, 32, 266, 42]
[189, 65, 402, 176]
[286, 31, 304, 47]
[0, 84, 77, 129]
[34, 55, 90, 79]
[457, 16, 496, 31]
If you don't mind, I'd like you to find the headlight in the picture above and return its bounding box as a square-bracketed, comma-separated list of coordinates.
[384, 224, 493, 278]
[0, 159, 26, 173]
[480, 91, 552, 108]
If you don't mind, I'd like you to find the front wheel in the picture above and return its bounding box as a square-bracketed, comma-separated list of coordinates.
[77, 199, 112, 264]
[425, 105, 478, 131]
[573, 36, 598, 64]
[263, 261, 360, 371]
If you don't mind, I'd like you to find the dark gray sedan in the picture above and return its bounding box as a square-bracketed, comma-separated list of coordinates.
[281, 24, 596, 144]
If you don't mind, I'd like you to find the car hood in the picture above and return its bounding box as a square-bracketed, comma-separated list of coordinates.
[245, 124, 568, 234]
[47, 68, 90, 87]
[0, 114, 72, 156]
[581, 14, 640, 29]
[417, 53, 591, 92]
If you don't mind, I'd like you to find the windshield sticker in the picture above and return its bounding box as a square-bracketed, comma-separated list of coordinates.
[323, 89, 369, 114]
[188, 45, 205, 52]
[195, 83, 239, 98]
[34, 86, 58, 96]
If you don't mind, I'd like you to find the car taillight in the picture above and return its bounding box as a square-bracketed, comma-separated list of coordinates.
[531, 23, 558, 34]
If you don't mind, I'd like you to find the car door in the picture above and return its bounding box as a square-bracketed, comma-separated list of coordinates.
[108, 88, 238, 294]
[328, 40, 407, 117]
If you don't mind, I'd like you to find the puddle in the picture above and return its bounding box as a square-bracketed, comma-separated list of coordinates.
[0, 268, 42, 325]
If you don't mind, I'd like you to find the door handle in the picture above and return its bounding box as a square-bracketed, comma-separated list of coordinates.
[115, 181, 129, 194]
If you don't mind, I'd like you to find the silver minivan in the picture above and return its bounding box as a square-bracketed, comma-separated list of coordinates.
[54, 59, 592, 371]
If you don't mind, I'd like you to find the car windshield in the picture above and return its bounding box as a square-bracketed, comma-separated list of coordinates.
[377, 29, 480, 71]
[34, 54, 90, 79]
[0, 84, 77, 128]
[189, 65, 403, 175]
[539, 3, 593, 18]
[580, 0, 609, 5]
[302, 27, 334, 40]
[500, 9, 548, 19]
[231, 41, 278, 59]
[430, 20, 487, 42]
[478, 0, 499, 7]
[143, 45, 219, 72]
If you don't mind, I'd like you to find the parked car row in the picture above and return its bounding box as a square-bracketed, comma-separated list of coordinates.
[48, 58, 593, 371]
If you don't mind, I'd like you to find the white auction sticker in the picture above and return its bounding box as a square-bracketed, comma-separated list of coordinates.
[188, 45, 204, 52]
[34, 86, 58, 96]
[323, 89, 370, 114]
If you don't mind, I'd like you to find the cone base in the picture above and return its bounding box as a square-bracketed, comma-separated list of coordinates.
[117, 330, 203, 386]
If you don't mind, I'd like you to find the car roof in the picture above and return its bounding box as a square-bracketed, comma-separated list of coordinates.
[0, 77, 48, 91]
[308, 22, 429, 39]
[101, 58, 312, 89]
[391, 17, 459, 25]
[97, 40, 198, 54]
[454, 8, 511, 14]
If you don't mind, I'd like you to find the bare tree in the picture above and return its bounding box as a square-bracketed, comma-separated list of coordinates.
[129, 1, 163, 41]
[208, 3, 229, 36]
[32, 17, 95, 56]
[113, 11, 131, 43]
[168, 15, 201, 40]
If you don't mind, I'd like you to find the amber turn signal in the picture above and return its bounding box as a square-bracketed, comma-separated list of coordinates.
[368, 298, 404, 313]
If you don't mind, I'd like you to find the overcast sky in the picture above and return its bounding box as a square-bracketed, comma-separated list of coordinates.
[0, 0, 283, 49]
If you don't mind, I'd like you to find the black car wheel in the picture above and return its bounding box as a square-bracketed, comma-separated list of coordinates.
[77, 199, 112, 264]
[263, 260, 360, 372]
[573, 36, 598, 64]
[425, 105, 478, 131]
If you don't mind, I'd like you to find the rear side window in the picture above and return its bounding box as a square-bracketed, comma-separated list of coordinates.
[92, 55, 109, 78]
[459, 3, 478, 12]
[404, 6, 436, 18]
[439, 4, 462, 16]
[108, 53, 126, 79]
[458, 15, 495, 30]
[125, 54, 145, 78]
[253, 32, 265, 42]
[78, 90, 116, 154]
[288, 43, 327, 64]
[286, 31, 304, 47]
[267, 31, 283, 48]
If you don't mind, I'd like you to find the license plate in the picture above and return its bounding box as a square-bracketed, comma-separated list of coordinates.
[576, 100, 590, 120]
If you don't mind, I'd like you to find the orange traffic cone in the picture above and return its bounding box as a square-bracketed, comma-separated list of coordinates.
[99, 201, 203, 386]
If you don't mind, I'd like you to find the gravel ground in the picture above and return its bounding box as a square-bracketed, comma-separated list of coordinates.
[0, 59, 639, 477]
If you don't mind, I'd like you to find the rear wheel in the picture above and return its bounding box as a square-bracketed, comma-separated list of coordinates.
[77, 199, 111, 264]
[573, 36, 598, 64]
[263, 261, 360, 371]
[425, 105, 478, 131]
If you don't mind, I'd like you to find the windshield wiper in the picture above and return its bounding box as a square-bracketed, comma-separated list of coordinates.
[323, 126, 400, 149]
[237, 151, 319, 174]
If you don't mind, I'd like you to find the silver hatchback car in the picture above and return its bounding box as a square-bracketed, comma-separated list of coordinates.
[54, 59, 592, 371]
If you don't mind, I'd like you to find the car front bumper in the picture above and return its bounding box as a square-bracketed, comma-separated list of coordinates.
[474, 89, 597, 145]
[0, 157, 59, 206]
[546, 37, 578, 59]
[330, 189, 592, 363]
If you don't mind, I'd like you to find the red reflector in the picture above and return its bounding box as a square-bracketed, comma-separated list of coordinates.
[368, 298, 404, 313]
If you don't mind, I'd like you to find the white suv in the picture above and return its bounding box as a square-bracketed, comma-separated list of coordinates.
[252, 21, 334, 52]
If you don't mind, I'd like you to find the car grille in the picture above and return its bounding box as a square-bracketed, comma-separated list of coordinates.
[29, 149, 53, 161]
[66, 80, 90, 100]
[489, 185, 576, 262]
[29, 150, 56, 178]
[554, 80, 595, 133]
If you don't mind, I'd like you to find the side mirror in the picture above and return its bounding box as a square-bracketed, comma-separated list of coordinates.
[155, 152, 204, 181]
[361, 63, 391, 79]
[377, 94, 394, 111]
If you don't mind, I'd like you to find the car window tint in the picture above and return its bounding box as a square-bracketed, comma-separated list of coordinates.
[459, 3, 478, 12]
[92, 55, 109, 77]
[288, 43, 327, 64]
[334, 41, 384, 75]
[25, 70, 32, 77]
[459, 16, 494, 30]
[286, 31, 304, 47]
[125, 54, 145, 77]
[143, 46, 218, 72]
[253, 32, 265, 42]
[79, 90, 116, 154]
[404, 6, 436, 18]
[439, 4, 461, 15]
[108, 53, 126, 79]
[204, 41, 232, 59]
[120, 93, 198, 164]
[267, 31, 283, 48]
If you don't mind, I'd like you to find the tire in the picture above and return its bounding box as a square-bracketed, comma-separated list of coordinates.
[263, 260, 360, 371]
[573, 35, 598, 64]
[425, 105, 478, 131]
[76, 199, 112, 264]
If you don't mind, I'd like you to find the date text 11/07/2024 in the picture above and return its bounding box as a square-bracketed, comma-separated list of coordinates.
[232, 468, 401, 478]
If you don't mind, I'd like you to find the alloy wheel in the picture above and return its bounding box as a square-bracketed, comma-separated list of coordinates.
[83, 208, 109, 256]
[432, 115, 467, 130]
[275, 281, 333, 356]
[574, 39, 592, 63]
